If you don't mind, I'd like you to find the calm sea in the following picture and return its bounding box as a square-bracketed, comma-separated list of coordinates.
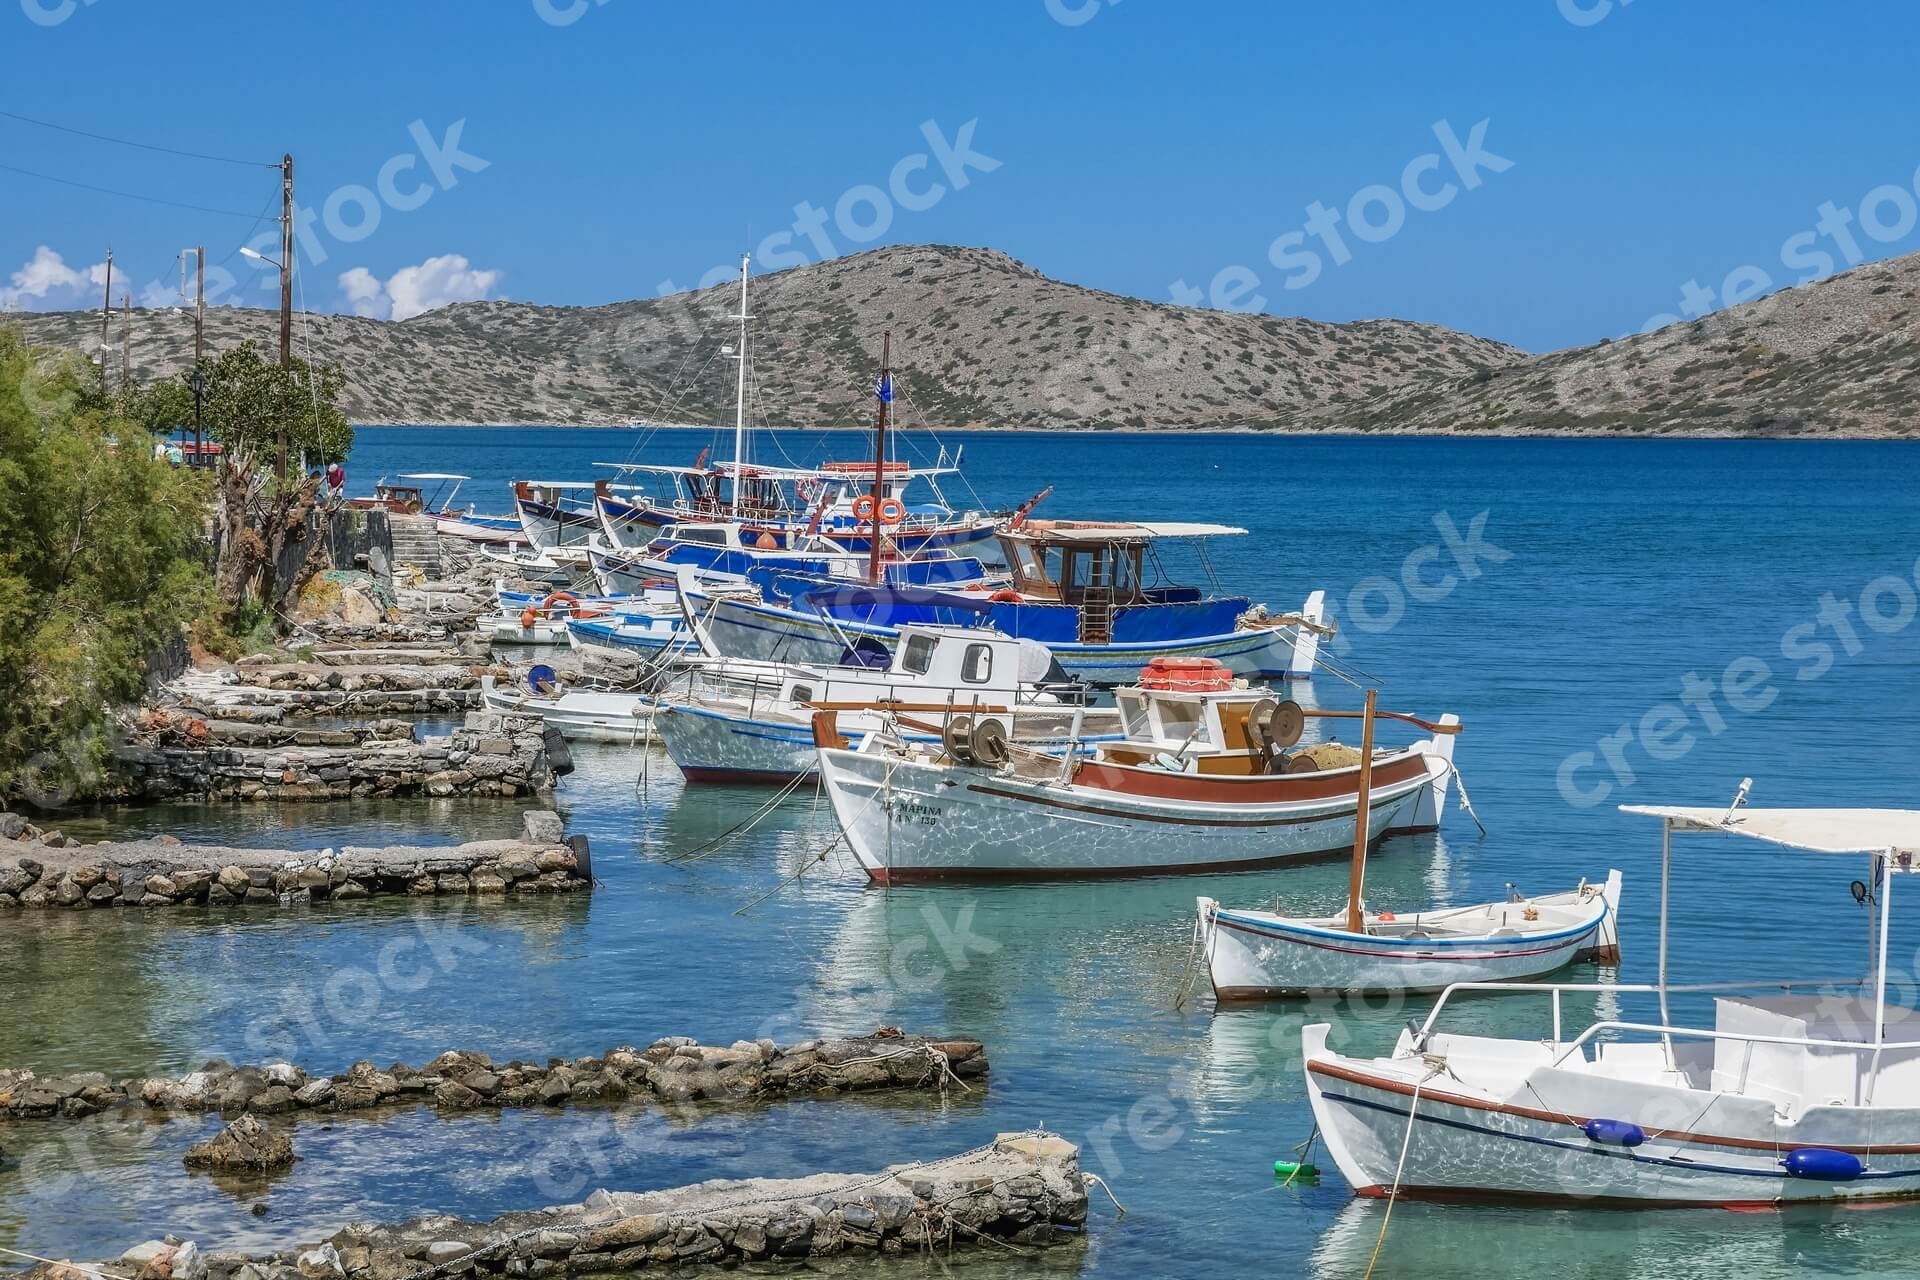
[6, 426, 1920, 1279]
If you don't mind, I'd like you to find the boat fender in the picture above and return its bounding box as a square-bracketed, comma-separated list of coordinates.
[1781, 1148, 1864, 1181]
[520, 607, 537, 631]
[1272, 1160, 1319, 1182]
[543, 726, 576, 776]
[1581, 1118, 1646, 1147]
[565, 833, 592, 882]
[969, 718, 1011, 768]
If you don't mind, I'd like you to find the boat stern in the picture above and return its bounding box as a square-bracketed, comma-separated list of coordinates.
[1391, 713, 1459, 834]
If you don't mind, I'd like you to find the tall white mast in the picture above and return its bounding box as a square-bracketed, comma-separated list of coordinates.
[730, 252, 751, 520]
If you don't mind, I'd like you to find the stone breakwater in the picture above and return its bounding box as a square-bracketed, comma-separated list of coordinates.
[0, 810, 587, 910]
[20, 1132, 1081, 1279]
[109, 712, 557, 801]
[0, 1032, 987, 1120]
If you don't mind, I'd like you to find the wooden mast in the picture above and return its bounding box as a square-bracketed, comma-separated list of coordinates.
[1344, 688, 1378, 934]
[867, 332, 891, 586]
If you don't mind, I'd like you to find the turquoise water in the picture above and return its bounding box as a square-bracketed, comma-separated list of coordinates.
[6, 428, 1920, 1278]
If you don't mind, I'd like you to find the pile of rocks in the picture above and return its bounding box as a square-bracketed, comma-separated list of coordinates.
[109, 711, 556, 802]
[0, 1031, 987, 1121]
[183, 1114, 295, 1171]
[0, 810, 588, 911]
[28, 1132, 1085, 1280]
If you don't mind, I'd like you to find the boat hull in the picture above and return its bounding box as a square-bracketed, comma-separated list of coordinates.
[1302, 1025, 1920, 1205]
[694, 591, 1304, 684]
[816, 746, 1440, 882]
[480, 680, 655, 743]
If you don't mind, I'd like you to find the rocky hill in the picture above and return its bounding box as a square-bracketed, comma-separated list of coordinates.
[1304, 253, 1920, 437]
[12, 244, 1519, 429]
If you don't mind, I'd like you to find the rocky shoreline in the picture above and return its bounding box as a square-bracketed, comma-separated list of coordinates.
[0, 810, 589, 909]
[0, 1031, 987, 1121]
[18, 1132, 1080, 1278]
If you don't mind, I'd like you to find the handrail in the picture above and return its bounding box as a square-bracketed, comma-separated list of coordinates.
[1417, 976, 1873, 1041]
[1546, 1018, 1920, 1071]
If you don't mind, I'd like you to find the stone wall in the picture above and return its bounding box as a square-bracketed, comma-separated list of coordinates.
[108, 712, 555, 802]
[22, 1132, 1085, 1279]
[0, 1032, 986, 1121]
[0, 813, 586, 910]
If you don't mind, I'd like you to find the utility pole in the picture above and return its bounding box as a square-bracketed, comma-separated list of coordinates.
[193, 245, 206, 462]
[277, 152, 294, 480]
[98, 246, 113, 388]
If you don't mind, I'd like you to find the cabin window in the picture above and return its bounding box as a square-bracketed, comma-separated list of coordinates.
[791, 685, 814, 706]
[900, 634, 936, 675]
[961, 644, 992, 684]
[1153, 698, 1204, 743]
[1118, 693, 1151, 739]
[675, 527, 726, 546]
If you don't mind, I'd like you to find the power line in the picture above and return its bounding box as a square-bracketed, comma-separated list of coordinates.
[0, 161, 266, 219]
[0, 108, 275, 168]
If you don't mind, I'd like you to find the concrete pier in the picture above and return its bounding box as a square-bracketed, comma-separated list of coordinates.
[14, 1132, 1083, 1277]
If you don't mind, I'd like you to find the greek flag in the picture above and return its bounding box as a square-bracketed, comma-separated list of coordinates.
[875, 372, 894, 403]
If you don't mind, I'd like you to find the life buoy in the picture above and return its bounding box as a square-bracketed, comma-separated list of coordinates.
[852, 495, 877, 521]
[878, 497, 907, 526]
[541, 592, 580, 614]
[989, 588, 1023, 604]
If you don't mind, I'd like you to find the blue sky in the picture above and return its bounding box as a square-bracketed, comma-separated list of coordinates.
[3, 0, 1918, 351]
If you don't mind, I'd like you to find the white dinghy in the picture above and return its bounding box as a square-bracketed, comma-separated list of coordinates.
[1304, 792, 1920, 1207]
[479, 673, 655, 744]
[1199, 873, 1621, 999]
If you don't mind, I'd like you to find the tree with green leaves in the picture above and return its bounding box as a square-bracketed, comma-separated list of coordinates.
[0, 326, 213, 805]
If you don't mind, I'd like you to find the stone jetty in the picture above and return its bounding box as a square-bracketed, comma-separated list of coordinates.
[108, 711, 557, 802]
[0, 1031, 987, 1121]
[0, 810, 588, 910]
[18, 1132, 1082, 1278]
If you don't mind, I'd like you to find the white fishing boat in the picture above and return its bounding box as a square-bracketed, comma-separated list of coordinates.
[486, 584, 671, 647]
[653, 623, 1118, 785]
[479, 673, 655, 743]
[1199, 872, 1622, 999]
[812, 666, 1457, 882]
[1304, 794, 1920, 1207]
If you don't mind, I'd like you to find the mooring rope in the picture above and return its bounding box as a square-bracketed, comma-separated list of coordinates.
[1362, 1066, 1441, 1280]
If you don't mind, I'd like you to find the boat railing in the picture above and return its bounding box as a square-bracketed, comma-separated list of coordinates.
[1541, 1018, 1920, 1079]
[1418, 977, 1872, 1052]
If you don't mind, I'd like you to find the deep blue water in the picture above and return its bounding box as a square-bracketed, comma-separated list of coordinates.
[7, 427, 1920, 1278]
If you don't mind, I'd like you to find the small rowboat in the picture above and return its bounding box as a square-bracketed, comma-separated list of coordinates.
[1198, 871, 1622, 999]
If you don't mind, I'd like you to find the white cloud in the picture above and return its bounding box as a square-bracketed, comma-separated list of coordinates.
[335, 254, 503, 321]
[0, 246, 110, 311]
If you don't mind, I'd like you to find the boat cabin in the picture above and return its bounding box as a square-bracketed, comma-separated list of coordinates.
[996, 520, 1242, 643]
[1102, 674, 1276, 776]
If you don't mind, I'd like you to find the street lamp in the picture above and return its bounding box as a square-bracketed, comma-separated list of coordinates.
[239, 245, 282, 269]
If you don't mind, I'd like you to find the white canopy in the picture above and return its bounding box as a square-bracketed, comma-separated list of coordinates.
[396, 473, 470, 481]
[1622, 805, 1920, 859]
[1012, 520, 1247, 541]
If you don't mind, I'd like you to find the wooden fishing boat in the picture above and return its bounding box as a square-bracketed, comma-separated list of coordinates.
[653, 623, 1115, 785]
[812, 664, 1457, 882]
[479, 672, 655, 743]
[1304, 797, 1920, 1206]
[1199, 873, 1622, 999]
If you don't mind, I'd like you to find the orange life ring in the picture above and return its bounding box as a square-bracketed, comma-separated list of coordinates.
[541, 592, 580, 615]
[878, 497, 907, 526]
[852, 495, 877, 521]
[989, 588, 1023, 604]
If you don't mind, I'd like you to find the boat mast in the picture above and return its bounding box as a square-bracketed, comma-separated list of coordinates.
[1344, 688, 1378, 934]
[867, 332, 891, 586]
[730, 252, 751, 520]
